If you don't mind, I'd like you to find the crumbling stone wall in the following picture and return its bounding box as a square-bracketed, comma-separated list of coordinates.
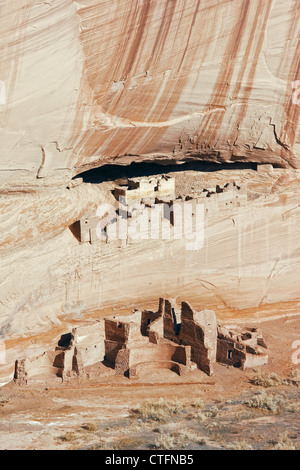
[105, 318, 143, 345]
[148, 316, 164, 344]
[125, 343, 192, 377]
[141, 304, 162, 336]
[163, 299, 179, 342]
[159, 298, 217, 375]
[73, 322, 105, 367]
[104, 340, 123, 365]
[55, 321, 105, 380]
[14, 298, 268, 384]
[178, 302, 217, 376]
[217, 325, 268, 369]
[114, 175, 175, 205]
[14, 351, 57, 385]
[115, 348, 130, 375]
[103, 310, 193, 377]
[78, 215, 101, 243]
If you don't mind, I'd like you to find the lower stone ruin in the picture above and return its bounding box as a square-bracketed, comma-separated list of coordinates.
[14, 299, 268, 385]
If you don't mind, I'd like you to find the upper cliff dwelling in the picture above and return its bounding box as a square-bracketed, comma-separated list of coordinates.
[69, 161, 278, 246]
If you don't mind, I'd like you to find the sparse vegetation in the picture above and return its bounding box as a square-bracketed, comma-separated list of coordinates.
[81, 422, 98, 432]
[246, 391, 296, 414]
[134, 398, 181, 422]
[88, 440, 111, 450]
[197, 438, 207, 446]
[114, 437, 145, 450]
[250, 371, 287, 388]
[194, 410, 207, 421]
[188, 401, 221, 422]
[60, 391, 299, 451]
[192, 398, 205, 409]
[206, 405, 220, 418]
[155, 433, 176, 450]
[271, 433, 297, 451]
[289, 369, 300, 386]
[58, 432, 77, 443]
[175, 429, 206, 448]
[226, 440, 254, 450]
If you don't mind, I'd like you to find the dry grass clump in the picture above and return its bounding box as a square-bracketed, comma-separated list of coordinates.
[81, 422, 98, 432]
[250, 371, 287, 388]
[291, 369, 300, 379]
[88, 440, 111, 450]
[114, 437, 145, 450]
[226, 440, 254, 450]
[194, 410, 207, 421]
[135, 398, 181, 422]
[176, 429, 207, 448]
[189, 402, 220, 422]
[289, 369, 300, 386]
[192, 398, 205, 409]
[58, 432, 77, 443]
[246, 391, 295, 414]
[206, 405, 220, 418]
[155, 433, 176, 450]
[271, 432, 297, 451]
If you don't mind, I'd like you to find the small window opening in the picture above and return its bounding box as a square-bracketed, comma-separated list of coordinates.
[172, 307, 181, 336]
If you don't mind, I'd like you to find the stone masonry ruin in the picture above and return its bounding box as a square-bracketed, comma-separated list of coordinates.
[74, 174, 250, 246]
[217, 324, 268, 369]
[14, 299, 268, 385]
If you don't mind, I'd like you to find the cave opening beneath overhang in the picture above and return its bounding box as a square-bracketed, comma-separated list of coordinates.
[72, 160, 258, 185]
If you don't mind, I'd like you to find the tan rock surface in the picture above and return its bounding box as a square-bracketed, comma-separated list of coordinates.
[0, 0, 300, 184]
[0, 1, 300, 386]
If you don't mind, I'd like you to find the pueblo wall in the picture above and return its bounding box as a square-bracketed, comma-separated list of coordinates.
[12, 299, 269, 384]
[162, 298, 218, 376]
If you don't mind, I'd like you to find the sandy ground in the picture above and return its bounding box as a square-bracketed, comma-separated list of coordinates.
[0, 314, 299, 450]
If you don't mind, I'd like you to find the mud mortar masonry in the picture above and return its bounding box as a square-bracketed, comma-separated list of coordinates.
[14, 298, 268, 385]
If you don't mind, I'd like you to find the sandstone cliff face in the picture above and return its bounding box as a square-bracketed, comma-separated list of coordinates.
[0, 0, 300, 184]
[0, 1, 300, 385]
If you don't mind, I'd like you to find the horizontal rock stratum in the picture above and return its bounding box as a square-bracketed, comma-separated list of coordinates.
[0, 0, 300, 184]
